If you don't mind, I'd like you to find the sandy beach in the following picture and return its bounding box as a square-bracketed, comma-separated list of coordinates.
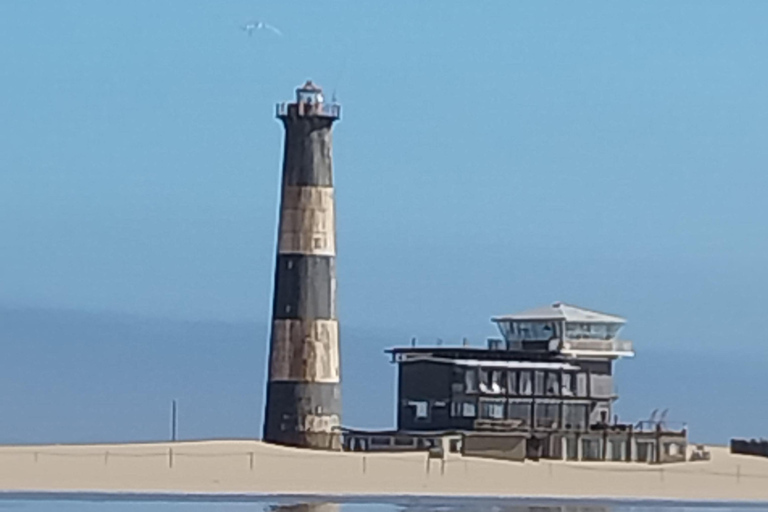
[0, 440, 764, 504]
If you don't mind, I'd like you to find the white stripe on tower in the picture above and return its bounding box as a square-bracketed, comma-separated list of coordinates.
[278, 186, 336, 257]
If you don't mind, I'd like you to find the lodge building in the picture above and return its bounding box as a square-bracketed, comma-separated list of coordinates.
[342, 302, 688, 463]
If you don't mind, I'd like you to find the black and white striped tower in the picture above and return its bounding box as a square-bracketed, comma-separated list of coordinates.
[263, 81, 342, 450]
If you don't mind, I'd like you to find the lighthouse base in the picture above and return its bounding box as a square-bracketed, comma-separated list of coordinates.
[262, 381, 342, 450]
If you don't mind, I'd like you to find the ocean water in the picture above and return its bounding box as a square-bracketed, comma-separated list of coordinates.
[0, 498, 760, 512]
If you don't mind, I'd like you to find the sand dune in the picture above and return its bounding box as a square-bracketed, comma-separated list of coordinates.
[0, 440, 765, 503]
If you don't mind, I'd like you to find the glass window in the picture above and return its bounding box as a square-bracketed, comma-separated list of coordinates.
[497, 321, 512, 340]
[534, 371, 545, 395]
[607, 324, 622, 339]
[534, 402, 560, 429]
[508, 321, 558, 342]
[591, 323, 608, 339]
[520, 371, 533, 395]
[561, 373, 573, 396]
[479, 368, 490, 392]
[576, 373, 589, 397]
[465, 369, 477, 393]
[563, 403, 588, 431]
[507, 371, 518, 395]
[462, 402, 476, 418]
[546, 372, 560, 396]
[408, 401, 428, 419]
[491, 370, 505, 394]
[480, 400, 505, 420]
[508, 400, 531, 427]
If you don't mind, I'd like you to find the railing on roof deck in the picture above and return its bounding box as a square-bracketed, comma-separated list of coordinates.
[561, 339, 634, 353]
[275, 102, 341, 118]
[633, 420, 687, 434]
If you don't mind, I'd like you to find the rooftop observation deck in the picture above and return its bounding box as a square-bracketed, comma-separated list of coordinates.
[493, 302, 635, 359]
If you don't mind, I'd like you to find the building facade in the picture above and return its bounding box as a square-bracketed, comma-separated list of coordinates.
[344, 302, 687, 463]
[393, 303, 631, 435]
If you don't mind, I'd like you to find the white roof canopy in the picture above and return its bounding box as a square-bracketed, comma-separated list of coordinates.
[453, 359, 579, 371]
[492, 302, 626, 324]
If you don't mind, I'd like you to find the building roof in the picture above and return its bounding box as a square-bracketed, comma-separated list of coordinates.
[450, 359, 579, 370]
[492, 302, 626, 324]
[397, 355, 579, 371]
[385, 346, 570, 362]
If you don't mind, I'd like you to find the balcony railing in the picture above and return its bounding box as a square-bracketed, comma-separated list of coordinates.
[561, 339, 634, 354]
[474, 418, 527, 432]
[276, 102, 341, 119]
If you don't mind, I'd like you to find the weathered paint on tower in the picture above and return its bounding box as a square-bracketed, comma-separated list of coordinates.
[263, 81, 342, 450]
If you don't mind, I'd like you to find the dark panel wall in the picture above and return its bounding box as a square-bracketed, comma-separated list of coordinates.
[463, 434, 527, 461]
[397, 362, 453, 431]
[575, 359, 612, 375]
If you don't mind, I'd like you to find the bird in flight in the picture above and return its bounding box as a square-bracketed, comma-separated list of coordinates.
[241, 20, 283, 37]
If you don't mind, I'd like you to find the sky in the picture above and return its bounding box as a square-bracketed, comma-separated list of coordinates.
[1, 1, 768, 444]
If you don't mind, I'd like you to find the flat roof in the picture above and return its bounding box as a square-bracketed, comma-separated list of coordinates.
[386, 346, 569, 363]
[492, 302, 626, 324]
[397, 355, 579, 371]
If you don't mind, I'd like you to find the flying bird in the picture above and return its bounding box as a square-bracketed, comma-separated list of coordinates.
[241, 20, 283, 37]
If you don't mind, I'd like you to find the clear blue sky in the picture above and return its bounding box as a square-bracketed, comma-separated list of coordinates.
[1, 2, 767, 443]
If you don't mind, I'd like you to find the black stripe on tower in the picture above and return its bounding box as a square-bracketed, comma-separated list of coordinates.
[279, 114, 335, 187]
[272, 254, 335, 320]
[263, 382, 341, 449]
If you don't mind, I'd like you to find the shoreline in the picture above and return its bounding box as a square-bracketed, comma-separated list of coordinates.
[1, 490, 767, 508]
[0, 440, 766, 504]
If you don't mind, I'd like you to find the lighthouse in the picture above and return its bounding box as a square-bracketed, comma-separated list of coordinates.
[262, 81, 342, 449]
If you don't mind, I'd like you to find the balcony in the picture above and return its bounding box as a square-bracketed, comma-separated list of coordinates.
[560, 338, 634, 357]
[276, 102, 341, 119]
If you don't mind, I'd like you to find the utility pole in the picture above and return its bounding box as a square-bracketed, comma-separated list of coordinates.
[171, 399, 178, 442]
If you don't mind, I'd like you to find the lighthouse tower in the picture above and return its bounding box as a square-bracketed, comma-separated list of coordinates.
[262, 81, 342, 450]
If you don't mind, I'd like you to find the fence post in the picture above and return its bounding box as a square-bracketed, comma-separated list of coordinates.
[362, 455, 367, 474]
[249, 451, 254, 471]
[104, 451, 109, 466]
[168, 448, 174, 469]
[737, 464, 741, 483]
[441, 458, 445, 475]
